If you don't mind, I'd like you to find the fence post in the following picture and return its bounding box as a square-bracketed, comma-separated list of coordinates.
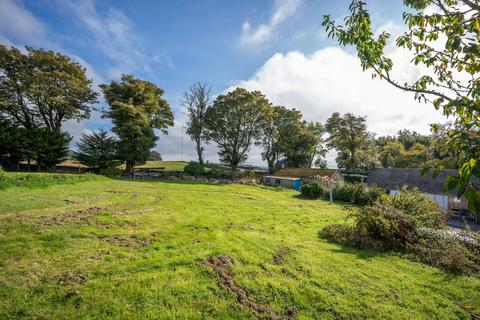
[329, 177, 333, 203]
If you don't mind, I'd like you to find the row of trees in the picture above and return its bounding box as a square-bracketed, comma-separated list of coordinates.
[182, 84, 462, 173]
[0, 45, 97, 169]
[182, 85, 327, 172]
[0, 45, 174, 172]
[0, 44, 470, 177]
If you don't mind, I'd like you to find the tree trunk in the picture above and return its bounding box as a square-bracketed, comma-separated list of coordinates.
[125, 160, 135, 174]
[196, 140, 204, 165]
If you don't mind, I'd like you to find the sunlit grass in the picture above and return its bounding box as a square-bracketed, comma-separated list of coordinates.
[0, 176, 478, 319]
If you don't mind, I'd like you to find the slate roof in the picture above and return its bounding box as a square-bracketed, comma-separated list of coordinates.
[367, 168, 479, 195]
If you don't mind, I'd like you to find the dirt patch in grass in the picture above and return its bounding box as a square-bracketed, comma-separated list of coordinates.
[273, 247, 291, 265]
[104, 232, 161, 248]
[115, 208, 155, 215]
[204, 254, 294, 320]
[56, 272, 88, 285]
[82, 249, 112, 260]
[41, 207, 103, 225]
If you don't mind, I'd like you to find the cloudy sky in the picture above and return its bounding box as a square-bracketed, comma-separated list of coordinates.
[0, 0, 449, 167]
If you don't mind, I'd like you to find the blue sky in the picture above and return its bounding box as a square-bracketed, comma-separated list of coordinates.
[0, 0, 447, 166]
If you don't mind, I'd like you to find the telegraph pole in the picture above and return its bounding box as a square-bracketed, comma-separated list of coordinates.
[181, 121, 184, 161]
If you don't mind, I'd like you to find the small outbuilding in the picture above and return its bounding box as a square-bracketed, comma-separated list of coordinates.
[263, 176, 302, 191]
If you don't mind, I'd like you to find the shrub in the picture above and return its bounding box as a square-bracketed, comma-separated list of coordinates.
[301, 182, 324, 199]
[319, 224, 356, 244]
[350, 202, 418, 250]
[331, 183, 384, 205]
[184, 161, 205, 176]
[98, 167, 123, 177]
[319, 188, 480, 274]
[381, 187, 445, 228]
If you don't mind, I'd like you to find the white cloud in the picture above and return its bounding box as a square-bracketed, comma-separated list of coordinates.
[0, 0, 49, 46]
[230, 43, 449, 166]
[59, 0, 172, 78]
[240, 0, 302, 46]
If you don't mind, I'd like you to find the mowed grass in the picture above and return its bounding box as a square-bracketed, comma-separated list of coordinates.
[134, 161, 188, 171]
[0, 175, 479, 319]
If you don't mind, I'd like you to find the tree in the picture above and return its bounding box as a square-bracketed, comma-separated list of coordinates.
[149, 150, 162, 161]
[428, 122, 465, 169]
[323, 0, 479, 215]
[305, 121, 327, 168]
[281, 121, 327, 168]
[397, 129, 429, 150]
[325, 112, 370, 170]
[205, 87, 270, 171]
[0, 117, 70, 170]
[33, 128, 71, 169]
[100, 75, 174, 173]
[73, 130, 120, 170]
[260, 106, 304, 172]
[0, 45, 98, 130]
[181, 82, 211, 165]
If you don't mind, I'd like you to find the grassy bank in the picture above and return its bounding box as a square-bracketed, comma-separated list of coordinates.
[0, 172, 101, 190]
[0, 177, 479, 319]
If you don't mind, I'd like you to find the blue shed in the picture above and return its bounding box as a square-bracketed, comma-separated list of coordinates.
[263, 175, 302, 191]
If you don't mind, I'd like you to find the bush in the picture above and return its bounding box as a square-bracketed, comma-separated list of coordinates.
[331, 183, 384, 205]
[381, 187, 445, 228]
[301, 182, 324, 199]
[184, 161, 205, 176]
[319, 188, 480, 274]
[319, 224, 356, 244]
[98, 167, 123, 177]
[409, 229, 480, 274]
[350, 202, 418, 250]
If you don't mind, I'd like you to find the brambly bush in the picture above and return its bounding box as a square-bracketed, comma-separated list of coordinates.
[331, 183, 385, 205]
[301, 182, 324, 199]
[320, 188, 480, 274]
[184, 161, 205, 176]
[0, 172, 100, 190]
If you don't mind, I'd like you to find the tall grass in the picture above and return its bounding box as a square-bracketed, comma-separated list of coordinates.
[0, 172, 102, 190]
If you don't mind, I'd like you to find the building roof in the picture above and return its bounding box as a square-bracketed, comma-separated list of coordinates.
[263, 175, 302, 181]
[367, 168, 479, 195]
[274, 168, 340, 179]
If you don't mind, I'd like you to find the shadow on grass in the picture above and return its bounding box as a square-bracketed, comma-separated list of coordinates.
[321, 236, 388, 260]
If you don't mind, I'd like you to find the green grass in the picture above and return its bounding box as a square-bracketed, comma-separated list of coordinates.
[0, 175, 479, 319]
[0, 172, 101, 190]
[135, 161, 189, 171]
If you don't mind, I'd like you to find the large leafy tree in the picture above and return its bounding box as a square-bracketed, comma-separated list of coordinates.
[323, 0, 479, 215]
[325, 112, 371, 170]
[205, 87, 270, 171]
[181, 82, 211, 165]
[100, 75, 174, 173]
[0, 45, 98, 130]
[261, 106, 304, 172]
[282, 121, 327, 168]
[305, 121, 327, 168]
[73, 130, 121, 170]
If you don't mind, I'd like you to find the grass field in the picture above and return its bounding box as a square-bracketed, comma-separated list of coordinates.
[0, 174, 479, 319]
[134, 161, 188, 171]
